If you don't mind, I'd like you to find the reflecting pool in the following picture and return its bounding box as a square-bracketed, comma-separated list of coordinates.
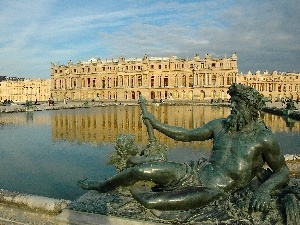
[0, 105, 299, 200]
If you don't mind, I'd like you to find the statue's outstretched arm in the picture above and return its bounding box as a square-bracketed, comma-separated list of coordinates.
[139, 95, 214, 142]
[143, 110, 214, 142]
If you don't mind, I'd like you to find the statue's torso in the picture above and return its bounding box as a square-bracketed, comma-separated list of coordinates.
[201, 120, 269, 191]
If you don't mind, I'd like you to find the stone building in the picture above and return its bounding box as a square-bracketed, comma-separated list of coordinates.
[1, 53, 299, 104]
[50, 53, 238, 102]
[237, 70, 300, 102]
[0, 78, 50, 103]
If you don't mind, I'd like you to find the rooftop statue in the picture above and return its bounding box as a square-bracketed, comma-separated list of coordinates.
[77, 83, 299, 224]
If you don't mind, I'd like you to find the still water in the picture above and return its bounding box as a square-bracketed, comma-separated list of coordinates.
[0, 105, 299, 200]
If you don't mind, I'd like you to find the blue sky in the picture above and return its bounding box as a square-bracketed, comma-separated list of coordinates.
[0, 0, 299, 79]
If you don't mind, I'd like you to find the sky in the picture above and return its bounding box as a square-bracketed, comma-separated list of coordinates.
[0, 0, 299, 79]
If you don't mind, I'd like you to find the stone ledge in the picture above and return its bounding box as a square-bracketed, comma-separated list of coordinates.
[0, 189, 164, 225]
[0, 202, 56, 225]
[0, 189, 70, 214]
[55, 209, 163, 225]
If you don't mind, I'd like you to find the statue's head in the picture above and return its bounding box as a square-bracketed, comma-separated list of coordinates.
[228, 83, 265, 109]
[226, 83, 265, 132]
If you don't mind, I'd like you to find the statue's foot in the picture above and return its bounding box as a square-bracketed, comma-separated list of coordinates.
[78, 178, 111, 192]
[78, 178, 96, 190]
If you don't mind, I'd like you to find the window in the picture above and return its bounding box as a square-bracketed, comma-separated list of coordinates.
[164, 77, 168, 87]
[137, 76, 142, 86]
[182, 75, 186, 87]
[211, 75, 216, 85]
[151, 76, 155, 87]
[189, 75, 193, 87]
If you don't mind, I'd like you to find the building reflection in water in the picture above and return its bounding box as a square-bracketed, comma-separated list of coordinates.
[51, 105, 300, 154]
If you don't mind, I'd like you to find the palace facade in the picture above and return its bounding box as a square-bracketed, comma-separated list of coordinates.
[0, 78, 50, 103]
[238, 70, 300, 101]
[50, 53, 238, 102]
[1, 53, 299, 104]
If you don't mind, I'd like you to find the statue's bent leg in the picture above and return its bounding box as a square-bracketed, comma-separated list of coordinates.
[131, 185, 225, 211]
[86, 162, 187, 192]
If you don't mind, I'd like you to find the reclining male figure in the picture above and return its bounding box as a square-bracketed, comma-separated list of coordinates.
[79, 83, 290, 211]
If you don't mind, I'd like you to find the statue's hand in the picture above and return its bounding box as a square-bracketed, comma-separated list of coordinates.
[250, 190, 271, 212]
[142, 111, 155, 123]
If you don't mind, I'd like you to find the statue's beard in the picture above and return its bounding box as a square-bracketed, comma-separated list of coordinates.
[226, 108, 251, 133]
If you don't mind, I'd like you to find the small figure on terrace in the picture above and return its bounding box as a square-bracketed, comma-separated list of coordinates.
[79, 83, 290, 212]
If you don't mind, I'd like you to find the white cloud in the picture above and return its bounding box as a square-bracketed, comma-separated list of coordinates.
[0, 0, 299, 78]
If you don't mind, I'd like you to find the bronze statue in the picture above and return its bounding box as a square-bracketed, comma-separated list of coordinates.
[78, 84, 291, 213]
